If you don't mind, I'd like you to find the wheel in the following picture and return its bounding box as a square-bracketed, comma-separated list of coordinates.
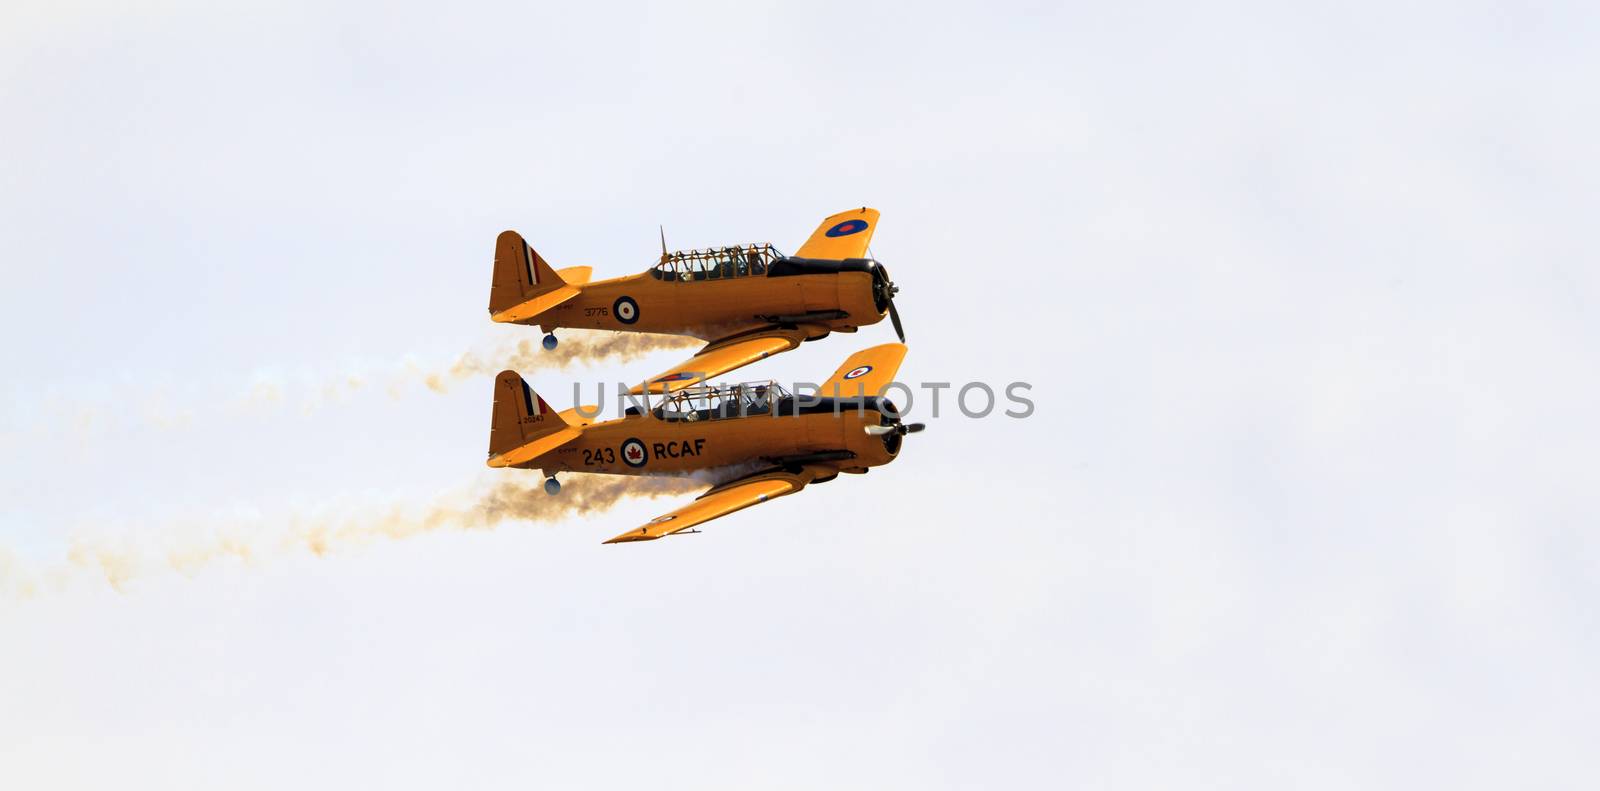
[542, 334, 558, 351]
[544, 477, 561, 495]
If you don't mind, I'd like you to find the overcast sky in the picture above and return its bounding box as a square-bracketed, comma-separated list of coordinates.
[2, 1, 1598, 788]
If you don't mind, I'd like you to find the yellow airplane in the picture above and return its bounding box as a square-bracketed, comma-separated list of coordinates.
[486, 343, 923, 543]
[488, 208, 904, 393]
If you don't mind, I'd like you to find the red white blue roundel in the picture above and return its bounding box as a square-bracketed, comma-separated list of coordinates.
[825, 219, 869, 237]
[613, 296, 640, 324]
[843, 365, 873, 380]
[621, 438, 648, 468]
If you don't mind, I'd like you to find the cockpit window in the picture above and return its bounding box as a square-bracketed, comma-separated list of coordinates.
[654, 381, 792, 422]
[650, 244, 784, 282]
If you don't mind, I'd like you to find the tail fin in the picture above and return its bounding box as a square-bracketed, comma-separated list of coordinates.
[488, 370, 581, 466]
[490, 231, 582, 324]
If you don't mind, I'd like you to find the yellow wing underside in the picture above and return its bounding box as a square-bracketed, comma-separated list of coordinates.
[794, 207, 880, 260]
[818, 343, 908, 398]
[603, 467, 825, 543]
[632, 328, 810, 394]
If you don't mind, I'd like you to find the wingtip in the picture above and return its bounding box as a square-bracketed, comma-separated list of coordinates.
[603, 531, 658, 544]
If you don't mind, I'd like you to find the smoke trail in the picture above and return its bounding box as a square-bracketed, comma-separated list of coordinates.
[293, 474, 702, 554]
[421, 332, 700, 394]
[14, 331, 701, 439]
[1, 473, 704, 597]
[236, 331, 700, 409]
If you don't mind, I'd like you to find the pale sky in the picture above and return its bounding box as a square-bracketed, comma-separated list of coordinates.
[2, 1, 1598, 788]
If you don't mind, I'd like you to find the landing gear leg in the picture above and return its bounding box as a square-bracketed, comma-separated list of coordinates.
[544, 475, 561, 495]
[542, 333, 558, 351]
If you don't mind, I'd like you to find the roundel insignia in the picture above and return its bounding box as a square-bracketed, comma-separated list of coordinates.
[825, 219, 869, 237]
[613, 296, 640, 325]
[621, 438, 648, 468]
[649, 515, 676, 524]
[843, 365, 873, 380]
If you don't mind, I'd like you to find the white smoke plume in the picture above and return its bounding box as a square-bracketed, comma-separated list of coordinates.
[419, 332, 701, 395]
[253, 331, 699, 407]
[0, 472, 705, 598]
[19, 331, 701, 437]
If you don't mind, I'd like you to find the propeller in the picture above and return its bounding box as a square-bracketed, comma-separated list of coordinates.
[659, 225, 669, 263]
[869, 263, 905, 342]
[865, 422, 925, 436]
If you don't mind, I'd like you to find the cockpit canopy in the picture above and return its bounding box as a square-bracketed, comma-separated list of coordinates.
[653, 380, 792, 422]
[624, 379, 899, 423]
[650, 244, 786, 282]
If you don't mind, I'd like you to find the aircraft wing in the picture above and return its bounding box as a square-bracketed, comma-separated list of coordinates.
[603, 467, 821, 543]
[819, 342, 908, 398]
[794, 207, 880, 260]
[631, 328, 809, 394]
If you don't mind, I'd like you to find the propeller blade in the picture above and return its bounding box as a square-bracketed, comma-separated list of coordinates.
[867, 422, 924, 436]
[659, 225, 669, 261]
[870, 264, 906, 341]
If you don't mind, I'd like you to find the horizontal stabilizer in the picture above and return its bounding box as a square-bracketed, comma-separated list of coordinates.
[555, 266, 593, 285]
